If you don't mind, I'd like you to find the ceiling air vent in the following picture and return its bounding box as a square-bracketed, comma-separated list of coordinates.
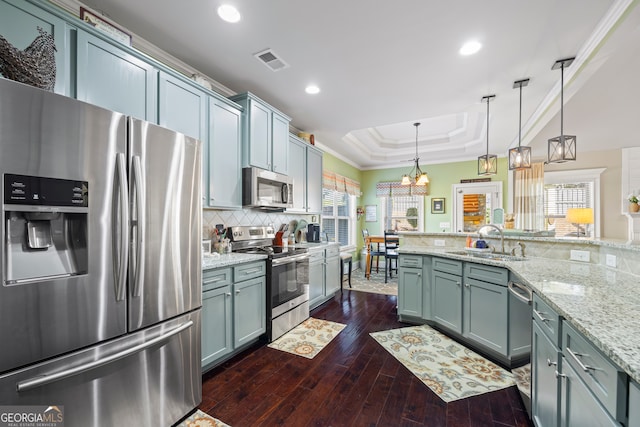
[254, 48, 289, 72]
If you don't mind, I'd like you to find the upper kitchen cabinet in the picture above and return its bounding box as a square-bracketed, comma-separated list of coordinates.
[288, 133, 323, 214]
[158, 71, 207, 140]
[76, 29, 157, 122]
[229, 92, 291, 175]
[208, 97, 243, 209]
[0, 0, 72, 95]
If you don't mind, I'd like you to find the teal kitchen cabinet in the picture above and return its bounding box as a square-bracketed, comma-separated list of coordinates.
[288, 135, 308, 212]
[232, 262, 266, 348]
[229, 92, 291, 174]
[306, 145, 323, 214]
[208, 97, 242, 209]
[462, 263, 508, 355]
[158, 71, 206, 140]
[324, 244, 341, 296]
[201, 268, 233, 368]
[432, 257, 463, 334]
[0, 0, 72, 95]
[398, 255, 424, 318]
[532, 320, 561, 427]
[76, 29, 157, 122]
[308, 247, 325, 309]
[629, 381, 640, 427]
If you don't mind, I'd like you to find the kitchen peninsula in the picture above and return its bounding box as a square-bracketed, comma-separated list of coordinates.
[398, 231, 640, 425]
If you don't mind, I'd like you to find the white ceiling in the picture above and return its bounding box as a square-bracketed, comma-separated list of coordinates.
[78, 0, 640, 170]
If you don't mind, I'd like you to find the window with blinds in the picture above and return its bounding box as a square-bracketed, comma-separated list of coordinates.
[544, 182, 594, 237]
[321, 188, 353, 245]
[383, 196, 423, 231]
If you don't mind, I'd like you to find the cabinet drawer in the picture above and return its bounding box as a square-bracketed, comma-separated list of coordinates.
[562, 321, 627, 421]
[325, 244, 340, 258]
[399, 255, 423, 268]
[432, 257, 462, 276]
[202, 267, 232, 291]
[532, 294, 561, 347]
[308, 250, 324, 263]
[234, 261, 266, 282]
[464, 263, 508, 285]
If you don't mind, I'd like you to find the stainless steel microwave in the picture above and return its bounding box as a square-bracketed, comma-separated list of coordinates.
[242, 167, 293, 210]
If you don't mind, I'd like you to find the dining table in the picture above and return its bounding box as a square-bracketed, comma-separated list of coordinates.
[364, 234, 399, 279]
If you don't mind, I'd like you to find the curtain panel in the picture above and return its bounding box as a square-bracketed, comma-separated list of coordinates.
[514, 162, 545, 231]
[375, 181, 429, 197]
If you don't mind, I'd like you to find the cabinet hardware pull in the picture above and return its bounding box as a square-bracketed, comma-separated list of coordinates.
[226, 293, 231, 297]
[465, 283, 470, 288]
[533, 309, 550, 323]
[554, 370, 567, 379]
[235, 290, 240, 294]
[456, 281, 461, 286]
[547, 358, 557, 367]
[566, 347, 595, 372]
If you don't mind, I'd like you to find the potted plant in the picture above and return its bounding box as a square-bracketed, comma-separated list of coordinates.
[628, 194, 639, 213]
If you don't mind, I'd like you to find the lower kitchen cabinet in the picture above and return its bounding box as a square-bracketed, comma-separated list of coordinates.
[308, 244, 340, 310]
[398, 265, 423, 318]
[629, 381, 640, 427]
[532, 321, 561, 427]
[325, 244, 341, 296]
[201, 261, 266, 371]
[432, 269, 462, 333]
[463, 277, 507, 354]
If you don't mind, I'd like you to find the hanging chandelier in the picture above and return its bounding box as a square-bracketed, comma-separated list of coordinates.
[508, 78, 532, 170]
[401, 122, 429, 186]
[548, 57, 576, 163]
[478, 94, 497, 175]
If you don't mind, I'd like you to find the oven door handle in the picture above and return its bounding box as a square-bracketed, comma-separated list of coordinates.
[271, 253, 310, 266]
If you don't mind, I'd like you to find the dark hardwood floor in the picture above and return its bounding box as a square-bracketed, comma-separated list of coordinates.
[200, 290, 533, 427]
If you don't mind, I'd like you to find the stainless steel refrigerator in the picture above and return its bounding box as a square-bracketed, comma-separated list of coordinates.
[0, 78, 202, 426]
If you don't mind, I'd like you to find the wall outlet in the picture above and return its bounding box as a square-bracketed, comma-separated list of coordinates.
[434, 239, 446, 247]
[570, 250, 590, 262]
[606, 254, 617, 268]
[439, 222, 450, 229]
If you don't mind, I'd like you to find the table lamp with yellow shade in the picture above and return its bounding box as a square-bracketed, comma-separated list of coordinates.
[565, 208, 594, 237]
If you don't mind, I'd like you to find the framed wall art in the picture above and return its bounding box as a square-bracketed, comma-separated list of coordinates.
[431, 198, 445, 214]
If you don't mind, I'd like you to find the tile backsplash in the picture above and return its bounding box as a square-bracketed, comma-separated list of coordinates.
[202, 208, 316, 239]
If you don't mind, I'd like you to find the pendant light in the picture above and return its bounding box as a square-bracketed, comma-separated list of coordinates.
[478, 94, 497, 175]
[548, 57, 576, 163]
[401, 122, 429, 186]
[508, 78, 532, 170]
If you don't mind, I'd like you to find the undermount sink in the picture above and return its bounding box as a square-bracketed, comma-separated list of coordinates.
[445, 250, 527, 262]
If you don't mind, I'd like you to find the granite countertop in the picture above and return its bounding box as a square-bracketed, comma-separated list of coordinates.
[202, 252, 267, 270]
[400, 246, 640, 384]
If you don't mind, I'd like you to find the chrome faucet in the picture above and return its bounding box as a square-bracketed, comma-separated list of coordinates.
[477, 224, 505, 255]
[511, 241, 526, 257]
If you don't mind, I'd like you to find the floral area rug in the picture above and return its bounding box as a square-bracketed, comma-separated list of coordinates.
[267, 317, 346, 359]
[348, 268, 398, 296]
[512, 363, 531, 398]
[370, 324, 515, 402]
[177, 410, 230, 427]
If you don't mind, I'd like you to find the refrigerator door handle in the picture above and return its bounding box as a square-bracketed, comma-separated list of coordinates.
[16, 320, 194, 392]
[115, 153, 129, 301]
[131, 155, 145, 298]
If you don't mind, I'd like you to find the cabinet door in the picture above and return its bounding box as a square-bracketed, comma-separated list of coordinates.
[233, 276, 266, 348]
[422, 256, 432, 320]
[462, 278, 508, 354]
[398, 267, 423, 318]
[630, 381, 640, 427]
[560, 357, 619, 427]
[158, 71, 206, 139]
[209, 98, 242, 208]
[306, 146, 323, 214]
[325, 256, 341, 296]
[271, 112, 289, 174]
[432, 271, 462, 333]
[76, 30, 156, 121]
[247, 99, 271, 170]
[308, 256, 325, 309]
[201, 285, 232, 368]
[532, 321, 561, 427]
[288, 136, 307, 211]
[0, 0, 71, 95]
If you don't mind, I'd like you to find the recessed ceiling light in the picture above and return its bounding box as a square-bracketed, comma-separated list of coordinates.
[217, 4, 241, 23]
[459, 40, 482, 56]
[305, 85, 320, 95]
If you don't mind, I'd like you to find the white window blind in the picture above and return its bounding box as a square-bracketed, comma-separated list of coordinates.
[321, 188, 353, 245]
[544, 183, 593, 217]
[383, 196, 423, 231]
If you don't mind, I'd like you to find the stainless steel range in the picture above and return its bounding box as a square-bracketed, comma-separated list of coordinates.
[228, 225, 310, 341]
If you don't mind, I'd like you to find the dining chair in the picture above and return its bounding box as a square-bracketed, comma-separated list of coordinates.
[362, 229, 384, 276]
[384, 230, 399, 283]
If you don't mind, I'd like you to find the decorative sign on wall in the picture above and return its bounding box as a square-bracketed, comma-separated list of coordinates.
[80, 8, 132, 46]
[460, 178, 492, 183]
[365, 205, 377, 222]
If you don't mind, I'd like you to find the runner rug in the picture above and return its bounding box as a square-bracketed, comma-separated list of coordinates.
[370, 324, 515, 402]
[349, 269, 398, 296]
[267, 317, 346, 359]
[177, 410, 230, 427]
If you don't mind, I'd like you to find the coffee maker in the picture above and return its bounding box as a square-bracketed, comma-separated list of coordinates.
[306, 223, 321, 243]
